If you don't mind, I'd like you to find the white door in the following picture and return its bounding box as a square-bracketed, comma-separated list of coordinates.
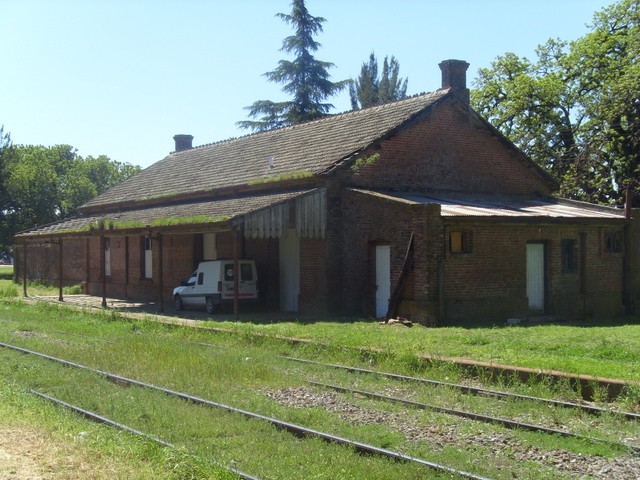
[144, 236, 153, 279]
[375, 245, 391, 318]
[203, 233, 217, 260]
[279, 228, 300, 312]
[526, 243, 545, 312]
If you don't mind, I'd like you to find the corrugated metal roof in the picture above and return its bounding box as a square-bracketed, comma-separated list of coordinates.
[349, 189, 625, 219]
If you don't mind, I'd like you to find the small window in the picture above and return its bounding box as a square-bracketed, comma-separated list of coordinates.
[197, 272, 204, 285]
[561, 239, 576, 273]
[604, 230, 622, 253]
[224, 264, 234, 281]
[450, 231, 472, 254]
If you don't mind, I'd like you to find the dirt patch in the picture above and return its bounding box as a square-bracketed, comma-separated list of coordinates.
[0, 427, 51, 479]
[0, 427, 96, 480]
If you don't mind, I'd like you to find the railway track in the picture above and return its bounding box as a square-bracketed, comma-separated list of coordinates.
[285, 356, 640, 421]
[30, 389, 260, 480]
[0, 341, 491, 480]
[307, 380, 639, 453]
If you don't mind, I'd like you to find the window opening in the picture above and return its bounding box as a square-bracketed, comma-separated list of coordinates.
[224, 264, 234, 281]
[241, 263, 253, 281]
[450, 231, 472, 254]
[561, 239, 576, 273]
[604, 230, 622, 253]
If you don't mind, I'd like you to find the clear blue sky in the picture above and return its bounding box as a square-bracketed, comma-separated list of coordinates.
[2, 0, 613, 169]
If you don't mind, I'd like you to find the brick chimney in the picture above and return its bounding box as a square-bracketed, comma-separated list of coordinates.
[439, 59, 470, 105]
[173, 134, 194, 152]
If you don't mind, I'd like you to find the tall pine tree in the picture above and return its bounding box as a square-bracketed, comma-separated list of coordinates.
[237, 0, 347, 132]
[349, 53, 408, 110]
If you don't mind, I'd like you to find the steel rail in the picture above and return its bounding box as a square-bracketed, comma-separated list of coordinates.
[30, 389, 260, 480]
[285, 356, 640, 421]
[0, 341, 491, 480]
[309, 381, 638, 453]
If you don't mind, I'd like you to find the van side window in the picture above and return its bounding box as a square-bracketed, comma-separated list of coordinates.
[241, 263, 253, 281]
[198, 272, 204, 285]
[224, 264, 234, 281]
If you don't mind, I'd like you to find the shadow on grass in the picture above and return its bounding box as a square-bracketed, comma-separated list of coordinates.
[0, 268, 14, 281]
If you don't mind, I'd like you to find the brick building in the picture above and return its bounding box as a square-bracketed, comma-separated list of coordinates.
[14, 60, 640, 324]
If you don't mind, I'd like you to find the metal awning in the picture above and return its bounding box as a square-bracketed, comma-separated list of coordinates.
[349, 189, 625, 220]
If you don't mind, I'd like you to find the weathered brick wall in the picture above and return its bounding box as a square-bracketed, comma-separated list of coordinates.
[299, 238, 328, 314]
[442, 222, 625, 322]
[626, 209, 640, 314]
[340, 189, 443, 324]
[349, 100, 554, 196]
[13, 238, 87, 287]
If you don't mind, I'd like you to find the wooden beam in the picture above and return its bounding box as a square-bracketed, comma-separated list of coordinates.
[233, 228, 240, 320]
[385, 232, 415, 321]
[22, 242, 27, 297]
[58, 239, 64, 302]
[101, 234, 107, 308]
[124, 236, 129, 298]
[157, 233, 164, 313]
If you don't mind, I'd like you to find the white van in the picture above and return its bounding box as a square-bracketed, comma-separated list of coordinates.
[173, 259, 258, 313]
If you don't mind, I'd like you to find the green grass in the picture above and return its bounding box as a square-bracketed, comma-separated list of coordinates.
[0, 269, 82, 297]
[0, 300, 638, 479]
[189, 314, 640, 383]
[0, 377, 236, 479]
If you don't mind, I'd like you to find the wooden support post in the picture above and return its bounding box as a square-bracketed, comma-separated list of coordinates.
[386, 232, 415, 320]
[100, 234, 107, 307]
[623, 187, 632, 314]
[157, 233, 164, 313]
[22, 242, 28, 297]
[58, 239, 64, 302]
[580, 232, 588, 318]
[233, 228, 240, 320]
[124, 236, 129, 298]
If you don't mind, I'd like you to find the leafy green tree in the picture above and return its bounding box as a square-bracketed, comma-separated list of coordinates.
[569, 0, 640, 204]
[1, 144, 141, 252]
[349, 53, 408, 109]
[237, 0, 347, 132]
[471, 0, 639, 206]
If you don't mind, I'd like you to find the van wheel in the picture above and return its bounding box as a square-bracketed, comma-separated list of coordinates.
[174, 294, 184, 311]
[206, 297, 215, 314]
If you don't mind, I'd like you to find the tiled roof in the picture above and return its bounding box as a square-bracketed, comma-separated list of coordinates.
[17, 190, 312, 238]
[350, 189, 626, 220]
[81, 90, 451, 210]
